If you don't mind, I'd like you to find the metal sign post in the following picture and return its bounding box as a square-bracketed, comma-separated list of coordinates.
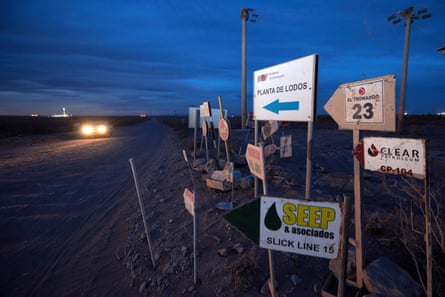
[182, 150, 198, 284]
[424, 148, 432, 297]
[253, 54, 318, 201]
[218, 96, 231, 163]
[245, 143, 276, 297]
[129, 158, 156, 268]
[352, 128, 364, 287]
[324, 74, 396, 289]
[359, 137, 431, 296]
[202, 120, 209, 161]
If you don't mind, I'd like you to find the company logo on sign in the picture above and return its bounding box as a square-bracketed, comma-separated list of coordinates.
[258, 74, 268, 82]
[367, 144, 379, 157]
[366, 143, 420, 162]
[264, 202, 337, 239]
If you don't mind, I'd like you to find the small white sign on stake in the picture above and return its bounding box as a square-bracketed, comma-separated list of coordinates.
[280, 135, 292, 158]
[183, 188, 195, 216]
[246, 144, 265, 180]
[362, 137, 426, 179]
[200, 101, 211, 118]
[260, 196, 342, 259]
[262, 120, 279, 139]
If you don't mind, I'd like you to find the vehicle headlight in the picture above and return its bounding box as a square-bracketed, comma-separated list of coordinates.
[81, 124, 94, 135]
[97, 124, 108, 134]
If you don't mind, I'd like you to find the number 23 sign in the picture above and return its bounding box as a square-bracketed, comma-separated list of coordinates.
[325, 74, 396, 132]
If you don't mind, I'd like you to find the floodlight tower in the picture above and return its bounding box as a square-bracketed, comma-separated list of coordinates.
[241, 8, 258, 129]
[387, 6, 432, 132]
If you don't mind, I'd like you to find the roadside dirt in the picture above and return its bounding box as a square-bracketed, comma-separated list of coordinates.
[0, 120, 173, 297]
[1, 117, 444, 297]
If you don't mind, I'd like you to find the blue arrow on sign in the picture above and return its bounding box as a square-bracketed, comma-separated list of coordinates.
[263, 99, 299, 114]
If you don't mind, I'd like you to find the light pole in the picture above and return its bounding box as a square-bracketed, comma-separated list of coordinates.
[240, 8, 257, 129]
[387, 6, 432, 132]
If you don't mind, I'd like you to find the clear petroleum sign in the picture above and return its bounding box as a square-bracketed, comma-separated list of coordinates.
[254, 54, 318, 122]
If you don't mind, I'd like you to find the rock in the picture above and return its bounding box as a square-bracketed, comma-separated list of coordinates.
[363, 257, 423, 297]
[138, 281, 147, 294]
[217, 248, 228, 257]
[291, 274, 303, 286]
[238, 175, 253, 190]
[329, 246, 356, 280]
[232, 243, 244, 254]
[260, 278, 279, 295]
[365, 214, 383, 235]
[181, 245, 188, 257]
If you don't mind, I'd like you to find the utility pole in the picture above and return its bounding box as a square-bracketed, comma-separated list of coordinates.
[240, 8, 257, 129]
[387, 6, 432, 133]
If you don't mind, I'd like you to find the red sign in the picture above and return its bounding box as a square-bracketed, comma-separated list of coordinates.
[246, 144, 265, 180]
[219, 119, 230, 141]
[183, 188, 195, 216]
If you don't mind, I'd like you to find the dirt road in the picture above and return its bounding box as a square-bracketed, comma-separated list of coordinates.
[0, 119, 174, 297]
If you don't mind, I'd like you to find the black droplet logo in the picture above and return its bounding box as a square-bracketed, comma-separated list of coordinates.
[265, 202, 282, 231]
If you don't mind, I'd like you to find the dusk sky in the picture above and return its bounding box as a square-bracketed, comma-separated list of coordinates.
[1, 1, 444, 116]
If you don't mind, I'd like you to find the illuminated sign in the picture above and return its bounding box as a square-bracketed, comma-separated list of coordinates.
[260, 196, 342, 259]
[254, 54, 318, 122]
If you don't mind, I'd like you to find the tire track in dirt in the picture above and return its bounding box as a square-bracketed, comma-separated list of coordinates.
[0, 120, 176, 297]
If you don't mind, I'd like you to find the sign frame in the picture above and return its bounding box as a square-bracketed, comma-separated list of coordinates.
[324, 74, 396, 132]
[254, 54, 318, 122]
[246, 144, 265, 181]
[362, 137, 426, 179]
[259, 196, 342, 259]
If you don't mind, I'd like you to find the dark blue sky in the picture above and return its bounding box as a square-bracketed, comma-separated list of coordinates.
[1, 1, 444, 116]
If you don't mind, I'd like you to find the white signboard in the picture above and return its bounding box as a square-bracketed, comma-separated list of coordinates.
[200, 101, 211, 117]
[260, 196, 341, 259]
[324, 74, 396, 132]
[280, 135, 292, 158]
[363, 137, 426, 179]
[245, 144, 265, 180]
[262, 120, 279, 139]
[254, 54, 318, 122]
[345, 79, 384, 123]
[183, 188, 195, 216]
[188, 107, 227, 129]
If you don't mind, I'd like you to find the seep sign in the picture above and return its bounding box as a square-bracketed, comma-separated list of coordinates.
[260, 196, 342, 259]
[363, 137, 426, 179]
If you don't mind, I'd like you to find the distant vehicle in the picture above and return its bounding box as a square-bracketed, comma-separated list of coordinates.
[79, 121, 112, 137]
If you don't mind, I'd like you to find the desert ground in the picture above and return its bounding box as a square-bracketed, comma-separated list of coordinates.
[0, 115, 444, 297]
